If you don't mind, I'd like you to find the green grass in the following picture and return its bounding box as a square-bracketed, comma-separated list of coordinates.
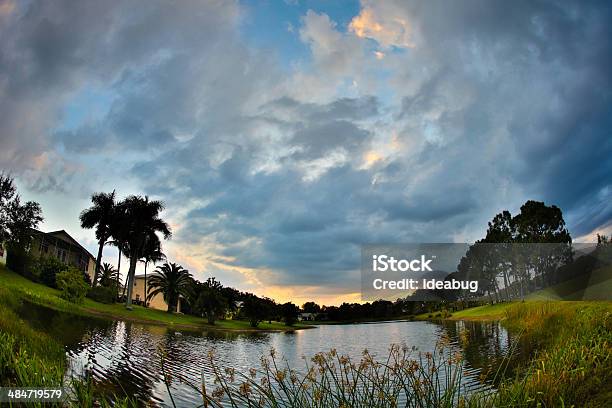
[414, 301, 612, 406]
[445, 302, 510, 320]
[526, 265, 612, 300]
[0, 285, 66, 388]
[412, 303, 509, 321]
[0, 265, 309, 331]
[3, 262, 610, 406]
[487, 301, 612, 407]
[191, 301, 612, 407]
[0, 284, 137, 407]
[415, 300, 611, 321]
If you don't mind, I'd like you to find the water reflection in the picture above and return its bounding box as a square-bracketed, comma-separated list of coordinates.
[17, 303, 528, 407]
[438, 320, 531, 385]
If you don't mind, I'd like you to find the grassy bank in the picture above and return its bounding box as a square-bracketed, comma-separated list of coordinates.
[0, 285, 137, 407]
[485, 301, 612, 407]
[413, 303, 511, 321]
[412, 300, 612, 406]
[0, 285, 65, 388]
[162, 301, 611, 407]
[0, 265, 309, 332]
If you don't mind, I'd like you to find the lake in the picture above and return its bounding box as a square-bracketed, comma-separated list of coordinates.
[16, 302, 529, 407]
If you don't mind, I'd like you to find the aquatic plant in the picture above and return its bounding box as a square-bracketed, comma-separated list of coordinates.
[157, 301, 611, 408]
[159, 338, 481, 408]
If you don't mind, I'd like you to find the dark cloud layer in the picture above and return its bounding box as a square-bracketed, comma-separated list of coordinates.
[0, 0, 610, 296]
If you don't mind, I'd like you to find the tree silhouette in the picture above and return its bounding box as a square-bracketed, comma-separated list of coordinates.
[119, 195, 171, 309]
[80, 191, 116, 287]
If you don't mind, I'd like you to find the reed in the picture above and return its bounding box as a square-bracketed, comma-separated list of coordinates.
[160, 337, 482, 408]
[160, 301, 611, 408]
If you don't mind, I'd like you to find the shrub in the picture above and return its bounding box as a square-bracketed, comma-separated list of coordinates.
[38, 256, 66, 288]
[5, 245, 38, 280]
[87, 285, 116, 304]
[56, 267, 89, 304]
[241, 295, 269, 327]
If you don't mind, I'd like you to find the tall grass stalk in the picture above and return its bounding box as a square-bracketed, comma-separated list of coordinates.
[161, 338, 479, 408]
[159, 301, 610, 408]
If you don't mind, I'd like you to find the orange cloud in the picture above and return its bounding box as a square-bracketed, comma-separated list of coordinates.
[0, 0, 15, 17]
[363, 150, 383, 168]
[349, 7, 414, 49]
[253, 285, 362, 306]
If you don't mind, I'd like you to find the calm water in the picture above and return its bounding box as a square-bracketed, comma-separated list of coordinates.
[17, 302, 528, 407]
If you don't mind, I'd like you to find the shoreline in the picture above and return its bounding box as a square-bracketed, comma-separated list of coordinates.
[79, 304, 316, 333]
[0, 266, 313, 333]
[3, 267, 610, 406]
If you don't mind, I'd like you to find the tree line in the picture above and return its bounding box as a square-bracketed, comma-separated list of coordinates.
[0, 175, 305, 327]
[2, 172, 608, 324]
[450, 200, 573, 302]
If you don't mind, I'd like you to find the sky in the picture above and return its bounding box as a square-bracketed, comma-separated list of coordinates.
[0, 0, 610, 306]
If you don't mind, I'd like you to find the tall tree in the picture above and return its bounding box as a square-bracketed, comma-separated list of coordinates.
[0, 173, 43, 248]
[513, 201, 571, 244]
[192, 277, 227, 324]
[121, 195, 171, 309]
[0, 173, 17, 243]
[5, 197, 43, 247]
[281, 302, 300, 326]
[146, 262, 191, 313]
[0, 174, 43, 275]
[302, 302, 321, 314]
[109, 204, 130, 300]
[482, 211, 516, 300]
[513, 201, 572, 288]
[469, 200, 573, 300]
[80, 191, 116, 287]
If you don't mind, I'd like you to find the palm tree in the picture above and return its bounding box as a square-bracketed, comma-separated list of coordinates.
[99, 262, 121, 288]
[80, 191, 116, 287]
[193, 277, 227, 324]
[140, 233, 165, 308]
[147, 262, 192, 313]
[109, 204, 130, 301]
[120, 196, 171, 309]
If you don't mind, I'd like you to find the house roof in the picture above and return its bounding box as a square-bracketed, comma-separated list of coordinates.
[134, 272, 161, 279]
[31, 228, 96, 260]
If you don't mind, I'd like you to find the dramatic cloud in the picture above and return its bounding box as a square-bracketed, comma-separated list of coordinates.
[0, 0, 609, 304]
[349, 4, 415, 48]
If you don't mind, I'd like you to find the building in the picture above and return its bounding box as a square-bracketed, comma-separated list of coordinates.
[29, 229, 96, 283]
[130, 273, 183, 313]
[299, 312, 316, 321]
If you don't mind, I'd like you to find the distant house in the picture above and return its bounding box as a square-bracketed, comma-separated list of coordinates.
[299, 312, 316, 321]
[29, 229, 96, 283]
[130, 272, 184, 313]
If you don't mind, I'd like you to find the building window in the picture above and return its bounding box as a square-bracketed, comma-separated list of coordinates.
[56, 248, 67, 263]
